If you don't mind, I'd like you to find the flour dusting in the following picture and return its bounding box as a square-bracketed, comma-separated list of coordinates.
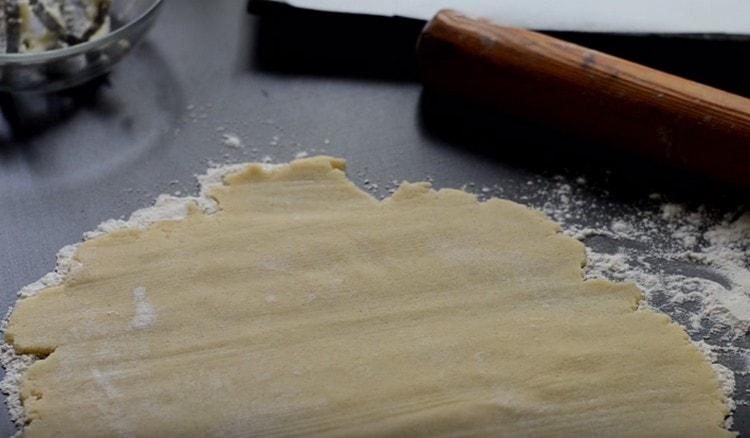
[221, 133, 243, 149]
[91, 369, 120, 399]
[462, 170, 747, 425]
[0, 315, 35, 431]
[130, 287, 156, 330]
[518, 178, 748, 423]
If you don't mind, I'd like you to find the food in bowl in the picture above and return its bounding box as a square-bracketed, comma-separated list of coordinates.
[1, 0, 111, 54]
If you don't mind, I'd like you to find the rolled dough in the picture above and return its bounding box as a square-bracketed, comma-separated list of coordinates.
[5, 157, 730, 437]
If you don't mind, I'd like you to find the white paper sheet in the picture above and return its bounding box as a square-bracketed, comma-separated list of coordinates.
[273, 0, 750, 34]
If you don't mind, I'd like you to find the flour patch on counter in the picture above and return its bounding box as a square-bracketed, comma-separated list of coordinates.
[525, 176, 750, 422]
[221, 133, 244, 149]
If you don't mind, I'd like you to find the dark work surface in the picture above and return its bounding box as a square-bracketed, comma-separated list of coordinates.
[1, 0, 749, 435]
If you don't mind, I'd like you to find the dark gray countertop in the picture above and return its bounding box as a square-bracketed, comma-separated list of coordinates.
[1, 0, 749, 435]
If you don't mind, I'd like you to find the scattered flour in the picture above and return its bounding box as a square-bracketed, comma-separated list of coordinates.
[661, 203, 685, 221]
[0, 317, 34, 433]
[221, 133, 243, 149]
[532, 178, 749, 425]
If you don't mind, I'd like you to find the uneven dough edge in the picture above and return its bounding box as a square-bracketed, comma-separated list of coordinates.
[1, 156, 734, 436]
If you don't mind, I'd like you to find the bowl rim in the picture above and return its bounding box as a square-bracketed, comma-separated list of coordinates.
[0, 0, 164, 63]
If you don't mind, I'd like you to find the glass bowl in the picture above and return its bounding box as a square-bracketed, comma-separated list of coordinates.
[0, 0, 164, 94]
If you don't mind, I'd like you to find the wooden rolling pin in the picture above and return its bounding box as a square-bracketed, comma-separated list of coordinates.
[417, 10, 750, 188]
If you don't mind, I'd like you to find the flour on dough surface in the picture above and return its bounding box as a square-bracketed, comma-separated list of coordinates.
[130, 287, 156, 330]
[2, 157, 732, 437]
